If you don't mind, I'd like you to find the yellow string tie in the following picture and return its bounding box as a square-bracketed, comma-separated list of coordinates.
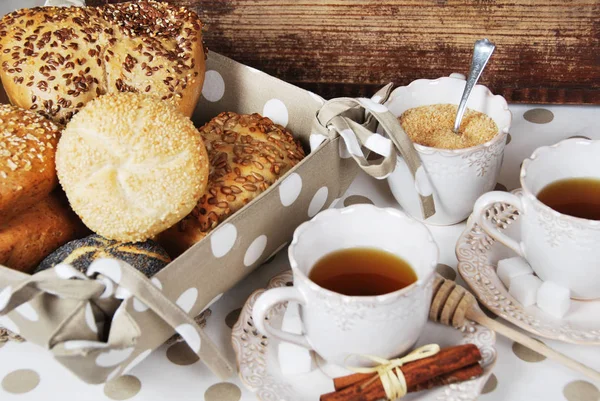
[346, 344, 440, 400]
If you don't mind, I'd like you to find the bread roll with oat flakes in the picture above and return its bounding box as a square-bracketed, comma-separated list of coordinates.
[56, 92, 209, 243]
[158, 112, 305, 257]
[0, 0, 205, 125]
[0, 104, 60, 225]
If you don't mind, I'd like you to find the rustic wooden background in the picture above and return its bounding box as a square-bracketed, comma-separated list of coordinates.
[89, 0, 599, 104]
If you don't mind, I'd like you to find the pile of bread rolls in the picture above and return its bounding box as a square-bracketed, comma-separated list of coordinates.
[0, 1, 305, 274]
[0, 105, 86, 271]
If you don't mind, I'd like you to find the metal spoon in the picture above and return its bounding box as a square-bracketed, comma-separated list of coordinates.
[453, 38, 496, 134]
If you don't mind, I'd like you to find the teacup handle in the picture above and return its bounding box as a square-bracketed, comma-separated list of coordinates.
[252, 287, 312, 349]
[472, 191, 525, 256]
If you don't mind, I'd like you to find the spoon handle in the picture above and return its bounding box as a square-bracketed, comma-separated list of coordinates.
[453, 39, 496, 133]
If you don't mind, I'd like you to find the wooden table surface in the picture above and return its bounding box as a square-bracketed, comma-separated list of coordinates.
[89, 0, 600, 104]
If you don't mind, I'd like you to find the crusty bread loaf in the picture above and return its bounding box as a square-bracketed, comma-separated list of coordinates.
[158, 112, 306, 257]
[0, 190, 87, 273]
[56, 92, 209, 243]
[0, 104, 60, 226]
[0, 0, 205, 125]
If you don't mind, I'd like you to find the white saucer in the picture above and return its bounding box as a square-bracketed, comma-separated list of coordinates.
[456, 190, 600, 344]
[231, 271, 497, 401]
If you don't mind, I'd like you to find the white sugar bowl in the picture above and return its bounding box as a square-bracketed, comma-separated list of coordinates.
[384, 75, 512, 225]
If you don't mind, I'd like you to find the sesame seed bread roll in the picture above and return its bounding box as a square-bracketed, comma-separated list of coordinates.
[158, 112, 306, 257]
[0, 190, 87, 273]
[0, 104, 60, 226]
[56, 93, 209, 243]
[0, 0, 205, 125]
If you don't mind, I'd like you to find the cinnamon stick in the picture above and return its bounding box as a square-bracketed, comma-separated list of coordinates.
[322, 344, 481, 401]
[334, 372, 373, 392]
[333, 344, 480, 391]
[409, 363, 483, 392]
[332, 363, 484, 395]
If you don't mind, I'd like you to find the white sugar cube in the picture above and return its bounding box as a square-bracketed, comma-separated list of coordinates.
[509, 274, 542, 307]
[537, 281, 571, 319]
[497, 257, 534, 288]
[281, 302, 303, 335]
[278, 302, 314, 375]
[278, 342, 315, 376]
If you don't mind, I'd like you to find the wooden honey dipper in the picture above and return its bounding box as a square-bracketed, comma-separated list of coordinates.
[430, 274, 600, 383]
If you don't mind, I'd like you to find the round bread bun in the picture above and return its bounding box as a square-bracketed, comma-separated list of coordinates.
[157, 112, 306, 256]
[0, 0, 205, 125]
[56, 92, 209, 242]
[0, 104, 60, 225]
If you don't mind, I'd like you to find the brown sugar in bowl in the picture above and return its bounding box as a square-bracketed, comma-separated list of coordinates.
[399, 104, 498, 150]
[383, 76, 512, 225]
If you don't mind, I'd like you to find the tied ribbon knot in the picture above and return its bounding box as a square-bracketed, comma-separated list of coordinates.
[347, 344, 440, 400]
[0, 259, 233, 380]
[311, 83, 436, 219]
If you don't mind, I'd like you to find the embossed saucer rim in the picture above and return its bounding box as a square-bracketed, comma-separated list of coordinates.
[456, 190, 600, 345]
[231, 270, 497, 401]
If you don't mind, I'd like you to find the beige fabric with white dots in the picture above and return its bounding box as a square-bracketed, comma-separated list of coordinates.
[0, 259, 233, 379]
[0, 49, 360, 384]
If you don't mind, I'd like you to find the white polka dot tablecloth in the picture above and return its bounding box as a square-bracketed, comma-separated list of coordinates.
[1, 104, 600, 401]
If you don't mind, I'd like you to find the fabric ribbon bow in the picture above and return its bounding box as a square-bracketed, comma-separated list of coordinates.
[347, 344, 441, 400]
[311, 83, 436, 219]
[0, 259, 233, 381]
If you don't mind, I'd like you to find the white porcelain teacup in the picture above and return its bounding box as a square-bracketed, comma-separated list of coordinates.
[252, 205, 438, 367]
[384, 75, 512, 225]
[472, 139, 600, 300]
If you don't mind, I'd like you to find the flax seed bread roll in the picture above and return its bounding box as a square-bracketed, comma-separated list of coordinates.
[158, 112, 306, 257]
[0, 104, 60, 226]
[0, 0, 205, 125]
[56, 93, 209, 243]
[0, 190, 87, 273]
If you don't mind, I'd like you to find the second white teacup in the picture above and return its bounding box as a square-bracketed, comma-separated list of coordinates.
[252, 205, 438, 367]
[473, 139, 600, 300]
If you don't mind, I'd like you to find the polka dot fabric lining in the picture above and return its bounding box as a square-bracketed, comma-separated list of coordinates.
[0, 47, 358, 387]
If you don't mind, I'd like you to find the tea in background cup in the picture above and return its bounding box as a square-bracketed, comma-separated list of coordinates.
[384, 75, 512, 225]
[252, 205, 438, 367]
[472, 139, 600, 300]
